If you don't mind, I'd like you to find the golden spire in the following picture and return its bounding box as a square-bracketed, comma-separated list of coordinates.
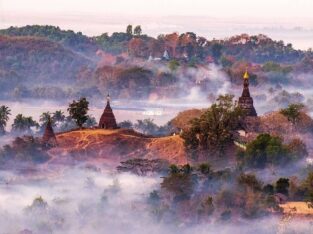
[243, 67, 249, 79]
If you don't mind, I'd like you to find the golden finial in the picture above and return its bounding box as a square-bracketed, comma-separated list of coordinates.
[243, 67, 249, 79]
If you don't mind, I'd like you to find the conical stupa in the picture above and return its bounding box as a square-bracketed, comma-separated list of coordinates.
[238, 69, 257, 117]
[42, 117, 57, 146]
[99, 94, 118, 129]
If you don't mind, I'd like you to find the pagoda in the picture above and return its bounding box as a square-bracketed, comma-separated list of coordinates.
[42, 117, 57, 146]
[99, 94, 118, 129]
[238, 69, 257, 117]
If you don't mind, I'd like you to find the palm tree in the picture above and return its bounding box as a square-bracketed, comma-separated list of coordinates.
[39, 112, 52, 133]
[52, 110, 65, 123]
[0, 106, 11, 135]
[12, 114, 39, 134]
[39, 112, 52, 124]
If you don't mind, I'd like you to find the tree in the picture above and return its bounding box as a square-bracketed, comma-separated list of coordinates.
[302, 172, 313, 204]
[276, 178, 290, 196]
[126, 25, 133, 35]
[244, 134, 286, 168]
[168, 59, 180, 72]
[118, 120, 133, 129]
[133, 25, 142, 36]
[134, 118, 158, 135]
[182, 95, 244, 155]
[280, 103, 304, 125]
[0, 106, 11, 135]
[67, 97, 89, 128]
[161, 171, 194, 198]
[198, 163, 211, 175]
[211, 43, 223, 62]
[287, 138, 308, 160]
[39, 112, 51, 124]
[39, 112, 54, 133]
[84, 115, 97, 127]
[52, 110, 65, 123]
[263, 184, 274, 195]
[238, 173, 262, 192]
[11, 114, 39, 134]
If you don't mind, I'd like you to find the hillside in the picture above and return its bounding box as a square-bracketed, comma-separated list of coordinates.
[47, 128, 188, 166]
[0, 25, 99, 55]
[1, 25, 313, 101]
[0, 35, 96, 99]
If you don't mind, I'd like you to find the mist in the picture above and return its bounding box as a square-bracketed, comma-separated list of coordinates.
[0, 164, 311, 234]
[0, 165, 312, 234]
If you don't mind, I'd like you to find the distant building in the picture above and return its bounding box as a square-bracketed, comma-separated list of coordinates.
[99, 94, 118, 129]
[163, 50, 170, 60]
[42, 118, 57, 146]
[238, 69, 257, 117]
[148, 53, 161, 62]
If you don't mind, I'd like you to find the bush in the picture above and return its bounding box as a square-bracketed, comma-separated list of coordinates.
[244, 134, 289, 168]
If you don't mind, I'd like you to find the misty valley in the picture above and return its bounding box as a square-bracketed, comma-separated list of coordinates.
[1, 25, 313, 234]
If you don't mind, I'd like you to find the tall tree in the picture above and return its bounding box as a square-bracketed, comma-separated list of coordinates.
[0, 106, 11, 135]
[52, 110, 65, 123]
[39, 112, 52, 125]
[67, 97, 89, 128]
[126, 25, 133, 35]
[183, 95, 244, 155]
[134, 25, 142, 36]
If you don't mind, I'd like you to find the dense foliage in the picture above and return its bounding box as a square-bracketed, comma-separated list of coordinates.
[240, 133, 307, 168]
[67, 97, 90, 128]
[182, 95, 244, 155]
[0, 136, 50, 163]
[0, 105, 11, 135]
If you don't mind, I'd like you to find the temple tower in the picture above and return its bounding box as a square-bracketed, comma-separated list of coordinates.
[238, 69, 257, 117]
[42, 117, 57, 146]
[99, 94, 118, 129]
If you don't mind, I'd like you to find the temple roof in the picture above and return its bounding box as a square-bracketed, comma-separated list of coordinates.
[99, 94, 118, 129]
[42, 118, 57, 145]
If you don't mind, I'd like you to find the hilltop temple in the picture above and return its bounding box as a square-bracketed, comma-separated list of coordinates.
[42, 117, 57, 146]
[238, 69, 257, 117]
[99, 94, 118, 129]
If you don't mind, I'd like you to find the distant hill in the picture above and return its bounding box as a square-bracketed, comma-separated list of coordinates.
[0, 25, 99, 56]
[0, 25, 307, 63]
[0, 25, 313, 100]
[0, 35, 96, 99]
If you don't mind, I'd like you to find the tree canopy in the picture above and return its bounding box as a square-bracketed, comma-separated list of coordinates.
[182, 94, 244, 155]
[67, 97, 89, 128]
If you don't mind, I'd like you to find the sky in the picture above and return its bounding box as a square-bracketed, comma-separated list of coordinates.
[1, 0, 313, 49]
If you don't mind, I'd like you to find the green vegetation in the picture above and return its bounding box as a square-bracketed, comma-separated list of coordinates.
[133, 25, 142, 36]
[182, 95, 244, 155]
[280, 103, 304, 125]
[0, 136, 50, 163]
[262, 61, 293, 74]
[241, 133, 307, 168]
[126, 25, 133, 35]
[133, 119, 172, 136]
[0, 25, 96, 53]
[0, 106, 11, 135]
[67, 97, 89, 128]
[168, 59, 180, 72]
[11, 114, 39, 134]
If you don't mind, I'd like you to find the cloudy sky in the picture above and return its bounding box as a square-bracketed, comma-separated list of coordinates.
[1, 0, 313, 49]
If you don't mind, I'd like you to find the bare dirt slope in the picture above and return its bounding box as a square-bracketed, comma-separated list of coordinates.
[48, 129, 188, 166]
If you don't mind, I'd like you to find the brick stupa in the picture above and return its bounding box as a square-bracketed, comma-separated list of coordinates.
[99, 94, 118, 129]
[238, 69, 257, 117]
[42, 117, 57, 146]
